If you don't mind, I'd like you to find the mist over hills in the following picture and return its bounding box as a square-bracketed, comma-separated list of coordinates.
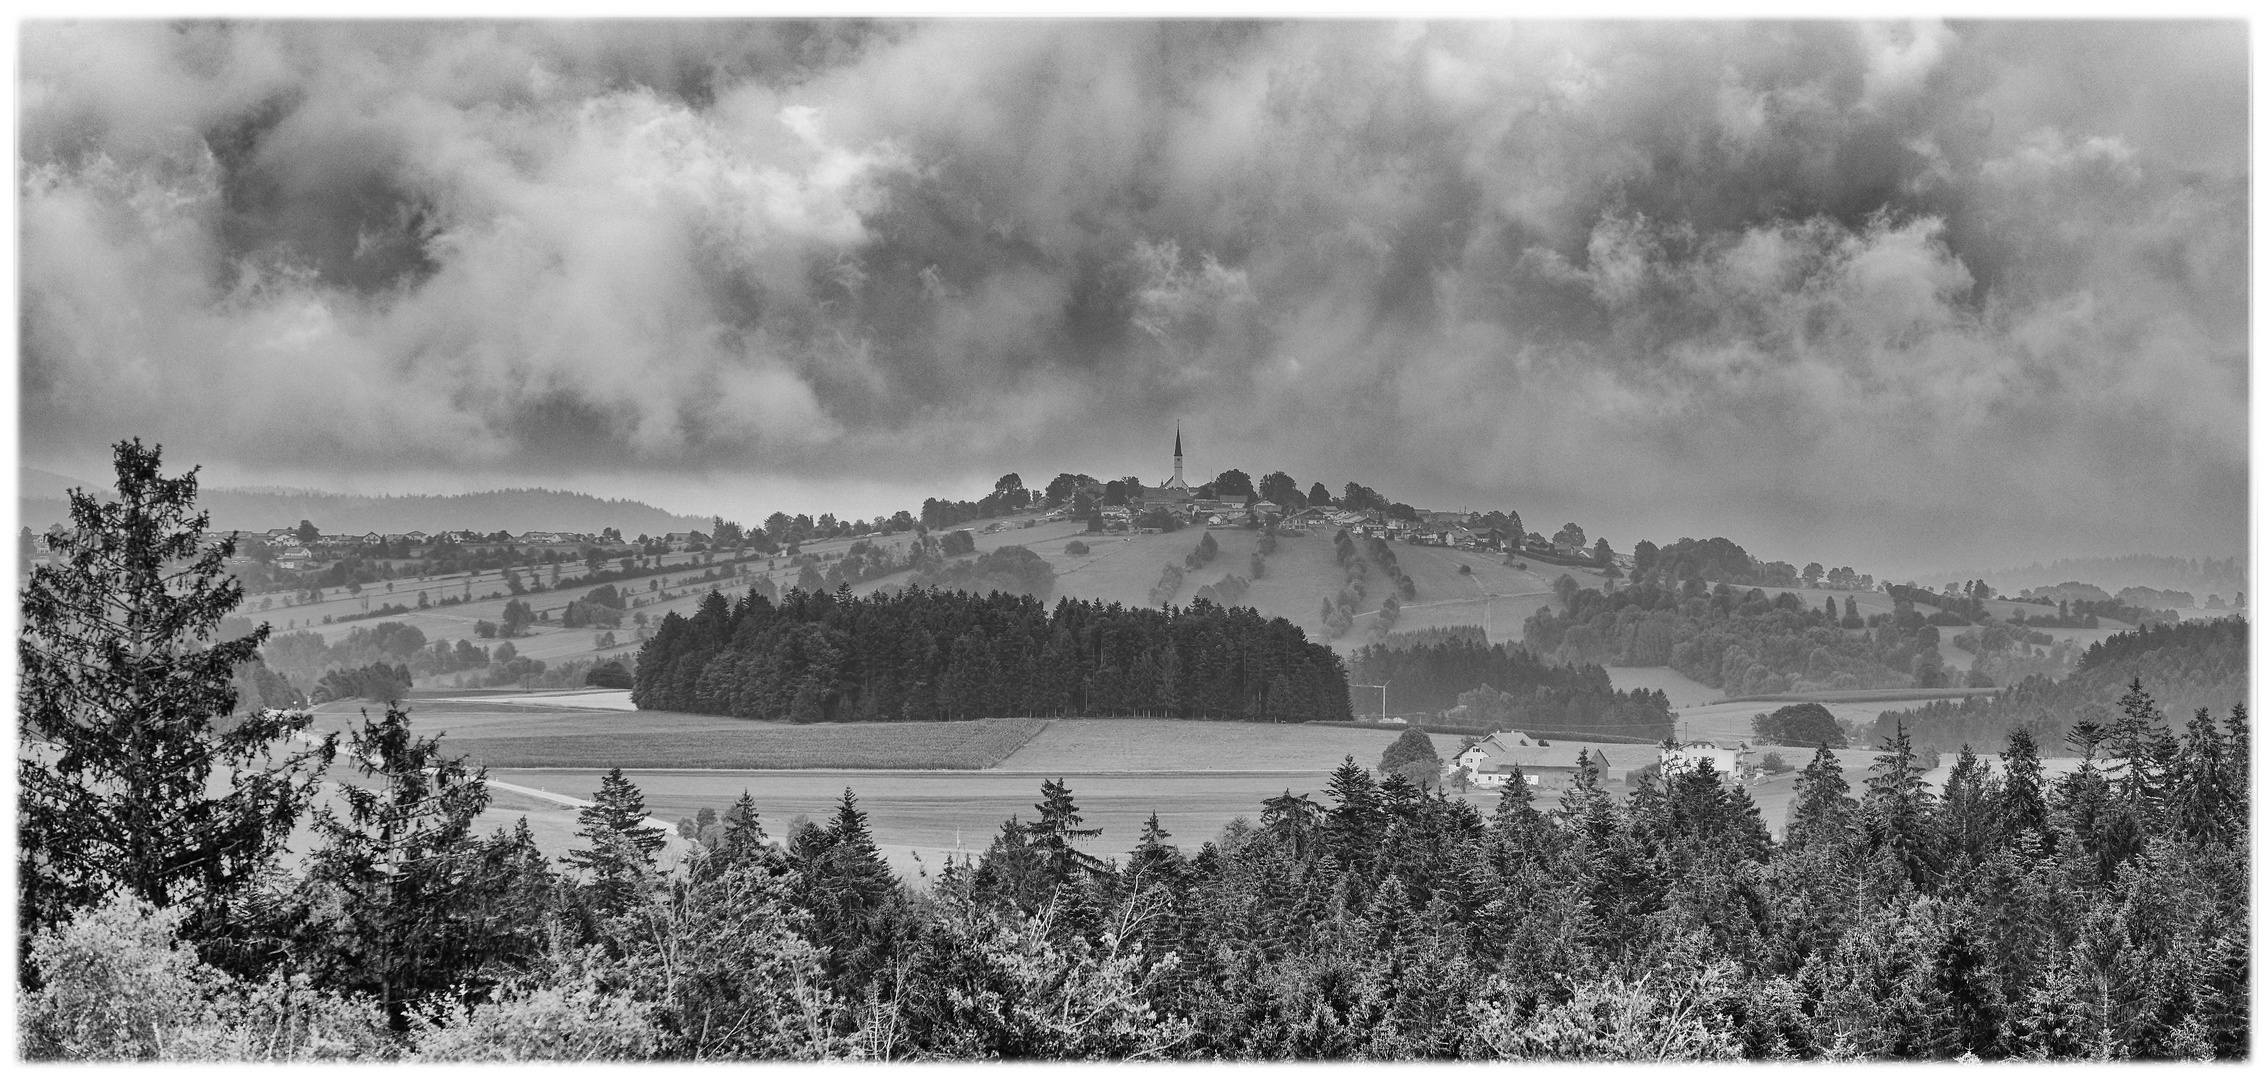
[1912, 554, 2248, 599]
[19, 470, 712, 537]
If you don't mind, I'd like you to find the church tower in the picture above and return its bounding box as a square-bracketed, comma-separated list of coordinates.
[1171, 425, 1185, 488]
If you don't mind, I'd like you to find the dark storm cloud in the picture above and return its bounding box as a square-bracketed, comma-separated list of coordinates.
[18, 20, 2246, 570]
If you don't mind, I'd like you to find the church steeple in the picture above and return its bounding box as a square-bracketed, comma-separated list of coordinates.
[1171, 425, 1185, 487]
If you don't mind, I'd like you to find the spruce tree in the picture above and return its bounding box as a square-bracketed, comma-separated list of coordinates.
[1323, 756, 1384, 871]
[1992, 727, 2053, 854]
[1862, 721, 1938, 891]
[18, 439, 335, 962]
[798, 789, 899, 996]
[1026, 777, 1107, 890]
[567, 768, 668, 910]
[298, 704, 505, 1030]
[704, 789, 783, 878]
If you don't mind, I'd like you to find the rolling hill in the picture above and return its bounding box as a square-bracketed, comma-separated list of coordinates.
[20, 469, 711, 537]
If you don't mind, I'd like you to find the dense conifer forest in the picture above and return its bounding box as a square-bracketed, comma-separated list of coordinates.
[630, 585, 1354, 724]
[17, 443, 2252, 1062]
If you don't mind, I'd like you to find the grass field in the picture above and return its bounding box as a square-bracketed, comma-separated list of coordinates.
[440, 717, 1050, 770]
[306, 699, 774, 741]
[489, 765, 1379, 878]
[994, 718, 1436, 774]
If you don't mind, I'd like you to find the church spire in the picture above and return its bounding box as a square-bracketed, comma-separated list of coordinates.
[1170, 425, 1186, 488]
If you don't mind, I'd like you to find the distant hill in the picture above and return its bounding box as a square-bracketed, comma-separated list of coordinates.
[1863, 617, 2248, 754]
[18, 477, 712, 538]
[1914, 554, 2246, 600]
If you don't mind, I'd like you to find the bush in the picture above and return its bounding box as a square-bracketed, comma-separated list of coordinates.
[1751, 702, 1845, 748]
[22, 893, 389, 1062]
[1063, 540, 1090, 556]
[586, 660, 635, 689]
[1760, 752, 1789, 773]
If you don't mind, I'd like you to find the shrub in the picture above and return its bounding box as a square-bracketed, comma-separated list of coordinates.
[586, 660, 635, 689]
[1063, 540, 1090, 556]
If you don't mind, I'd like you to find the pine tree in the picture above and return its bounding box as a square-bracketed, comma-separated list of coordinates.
[2106, 678, 2178, 816]
[567, 767, 668, 911]
[298, 704, 503, 1030]
[1992, 727, 2053, 854]
[17, 439, 336, 964]
[2167, 707, 2241, 847]
[1323, 756, 1384, 872]
[798, 788, 900, 996]
[704, 789, 783, 878]
[1935, 745, 1995, 875]
[1862, 721, 1938, 891]
[1026, 777, 1107, 890]
[1785, 746, 1857, 854]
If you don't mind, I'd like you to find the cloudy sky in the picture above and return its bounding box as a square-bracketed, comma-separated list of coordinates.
[17, 19, 2248, 576]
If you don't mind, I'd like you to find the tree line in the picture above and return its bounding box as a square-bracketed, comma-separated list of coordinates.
[1867, 617, 2248, 755]
[1348, 638, 1674, 739]
[1525, 576, 1951, 696]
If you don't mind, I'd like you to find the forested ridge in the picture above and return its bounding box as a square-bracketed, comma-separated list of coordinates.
[630, 585, 1354, 724]
[1871, 617, 2248, 753]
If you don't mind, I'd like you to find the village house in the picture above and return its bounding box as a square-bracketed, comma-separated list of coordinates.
[1660, 741, 1745, 785]
[1457, 731, 1615, 789]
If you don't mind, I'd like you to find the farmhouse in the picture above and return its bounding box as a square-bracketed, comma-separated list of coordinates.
[1661, 741, 1744, 785]
[1458, 732, 1614, 788]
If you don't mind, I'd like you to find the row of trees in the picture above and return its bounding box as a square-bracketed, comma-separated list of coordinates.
[1525, 577, 1949, 696]
[1868, 618, 2248, 754]
[630, 586, 1355, 724]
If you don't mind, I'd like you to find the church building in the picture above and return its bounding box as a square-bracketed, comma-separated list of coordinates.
[1151, 426, 1197, 506]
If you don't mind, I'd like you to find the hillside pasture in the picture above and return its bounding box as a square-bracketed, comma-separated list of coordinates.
[1032, 524, 1587, 653]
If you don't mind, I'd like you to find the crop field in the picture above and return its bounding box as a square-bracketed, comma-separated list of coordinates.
[994, 718, 1438, 774]
[438, 717, 1051, 771]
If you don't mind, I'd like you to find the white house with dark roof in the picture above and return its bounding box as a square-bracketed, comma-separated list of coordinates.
[1458, 732, 1615, 788]
[1660, 741, 1745, 785]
